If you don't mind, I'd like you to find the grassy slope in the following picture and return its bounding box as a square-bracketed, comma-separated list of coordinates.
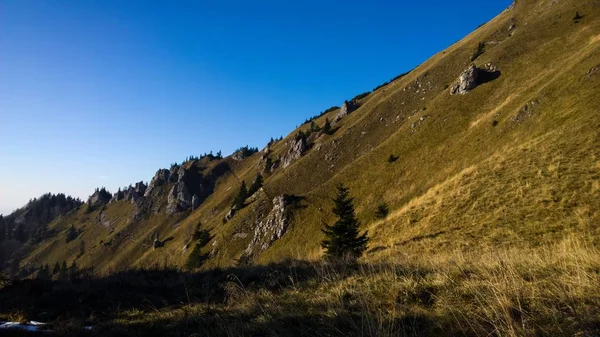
[16, 0, 600, 273]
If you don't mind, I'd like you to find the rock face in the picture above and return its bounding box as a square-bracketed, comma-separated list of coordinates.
[124, 181, 147, 203]
[169, 165, 179, 182]
[245, 195, 289, 256]
[191, 194, 201, 210]
[282, 135, 308, 168]
[145, 169, 170, 197]
[334, 100, 359, 123]
[166, 162, 231, 214]
[450, 64, 501, 95]
[87, 188, 112, 209]
[167, 182, 192, 213]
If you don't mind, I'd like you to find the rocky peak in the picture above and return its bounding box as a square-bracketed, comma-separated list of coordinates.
[144, 169, 170, 197]
[87, 188, 112, 209]
[123, 181, 147, 203]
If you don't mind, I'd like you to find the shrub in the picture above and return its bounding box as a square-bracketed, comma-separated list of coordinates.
[470, 42, 486, 61]
[375, 203, 390, 219]
[388, 154, 399, 163]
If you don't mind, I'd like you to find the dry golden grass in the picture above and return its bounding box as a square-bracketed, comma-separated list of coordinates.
[71, 237, 597, 337]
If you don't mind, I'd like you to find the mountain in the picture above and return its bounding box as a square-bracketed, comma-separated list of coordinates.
[1, 0, 599, 335]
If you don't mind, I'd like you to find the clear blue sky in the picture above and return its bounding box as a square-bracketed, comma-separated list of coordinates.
[0, 0, 511, 214]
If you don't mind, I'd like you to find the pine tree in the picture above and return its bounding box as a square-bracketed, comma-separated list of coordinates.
[65, 225, 77, 243]
[248, 174, 263, 196]
[321, 184, 368, 261]
[232, 181, 248, 210]
[70, 261, 78, 279]
[37, 264, 51, 280]
[52, 262, 61, 275]
[59, 261, 68, 280]
[323, 118, 332, 135]
[310, 121, 320, 133]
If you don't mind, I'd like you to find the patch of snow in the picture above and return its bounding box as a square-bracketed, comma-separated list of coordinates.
[0, 321, 49, 332]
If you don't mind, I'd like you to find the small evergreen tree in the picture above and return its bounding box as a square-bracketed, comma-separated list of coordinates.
[232, 181, 248, 210]
[323, 118, 332, 135]
[14, 225, 27, 243]
[310, 121, 321, 133]
[248, 174, 263, 196]
[65, 225, 77, 243]
[321, 184, 368, 261]
[70, 261, 78, 279]
[52, 262, 61, 275]
[59, 261, 68, 280]
[37, 264, 51, 280]
[375, 203, 390, 219]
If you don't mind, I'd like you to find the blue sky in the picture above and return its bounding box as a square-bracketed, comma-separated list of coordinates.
[0, 0, 511, 214]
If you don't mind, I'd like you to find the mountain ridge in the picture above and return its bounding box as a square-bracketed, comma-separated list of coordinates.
[1, 0, 598, 275]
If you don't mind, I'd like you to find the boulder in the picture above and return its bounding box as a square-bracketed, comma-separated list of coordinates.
[450, 64, 500, 95]
[450, 64, 479, 95]
[223, 208, 235, 223]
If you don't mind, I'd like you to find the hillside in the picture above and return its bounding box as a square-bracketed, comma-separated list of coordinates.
[1, 0, 599, 335]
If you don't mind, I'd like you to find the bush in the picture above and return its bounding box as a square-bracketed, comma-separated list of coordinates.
[375, 203, 390, 219]
[470, 41, 486, 61]
[388, 154, 399, 163]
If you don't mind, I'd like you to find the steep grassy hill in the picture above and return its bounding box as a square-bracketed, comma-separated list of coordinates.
[1, 0, 599, 335]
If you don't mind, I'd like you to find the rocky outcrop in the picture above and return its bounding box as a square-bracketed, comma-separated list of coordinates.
[450, 65, 479, 95]
[245, 195, 290, 256]
[169, 165, 179, 182]
[223, 208, 235, 223]
[450, 63, 501, 95]
[334, 100, 359, 123]
[167, 182, 192, 213]
[191, 194, 201, 210]
[145, 169, 170, 197]
[167, 162, 231, 214]
[282, 135, 308, 168]
[87, 188, 112, 209]
[123, 181, 146, 203]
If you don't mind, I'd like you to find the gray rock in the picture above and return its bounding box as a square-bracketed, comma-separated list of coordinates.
[124, 181, 147, 203]
[169, 165, 180, 182]
[450, 64, 479, 95]
[167, 182, 191, 214]
[245, 195, 290, 256]
[191, 194, 201, 210]
[334, 100, 359, 123]
[282, 136, 308, 168]
[224, 208, 235, 222]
